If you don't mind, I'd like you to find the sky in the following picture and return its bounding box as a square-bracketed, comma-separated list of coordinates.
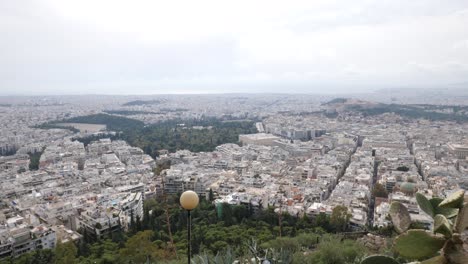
[1, 0, 468, 95]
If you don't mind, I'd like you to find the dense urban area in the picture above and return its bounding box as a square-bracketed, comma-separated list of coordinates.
[0, 92, 467, 264]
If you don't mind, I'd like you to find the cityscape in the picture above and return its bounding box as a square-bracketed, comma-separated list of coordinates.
[0, 93, 467, 263]
[1, 0, 468, 263]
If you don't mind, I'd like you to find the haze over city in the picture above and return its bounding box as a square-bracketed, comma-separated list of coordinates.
[1, 1, 468, 264]
[1, 0, 468, 95]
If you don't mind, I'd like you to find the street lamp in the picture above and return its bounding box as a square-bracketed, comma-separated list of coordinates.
[180, 190, 199, 264]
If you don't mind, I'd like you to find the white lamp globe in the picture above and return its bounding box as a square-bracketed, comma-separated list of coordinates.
[180, 190, 199, 210]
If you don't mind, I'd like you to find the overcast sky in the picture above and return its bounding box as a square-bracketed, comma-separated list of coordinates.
[1, 0, 467, 95]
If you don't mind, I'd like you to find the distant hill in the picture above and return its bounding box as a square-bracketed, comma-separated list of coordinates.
[323, 98, 378, 107]
[323, 98, 468, 123]
[122, 100, 163, 106]
[350, 104, 468, 122]
[103, 110, 155, 115]
[323, 98, 348, 105]
[59, 114, 145, 131]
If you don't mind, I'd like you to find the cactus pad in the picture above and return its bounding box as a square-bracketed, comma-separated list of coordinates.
[433, 214, 452, 238]
[417, 193, 435, 217]
[430, 198, 459, 219]
[420, 255, 447, 264]
[390, 202, 411, 234]
[361, 255, 399, 264]
[394, 230, 446, 260]
[454, 202, 468, 233]
[438, 190, 465, 209]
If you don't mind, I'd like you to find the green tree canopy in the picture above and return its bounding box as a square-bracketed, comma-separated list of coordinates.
[119, 230, 166, 263]
[330, 206, 352, 233]
[373, 183, 389, 198]
[55, 242, 77, 264]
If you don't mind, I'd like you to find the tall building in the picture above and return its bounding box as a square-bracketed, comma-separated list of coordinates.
[448, 143, 468, 159]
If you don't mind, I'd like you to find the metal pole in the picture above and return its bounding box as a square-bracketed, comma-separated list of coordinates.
[187, 210, 191, 264]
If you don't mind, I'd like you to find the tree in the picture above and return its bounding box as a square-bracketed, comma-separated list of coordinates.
[77, 239, 90, 257]
[296, 214, 312, 230]
[129, 210, 135, 234]
[119, 230, 165, 263]
[143, 207, 150, 230]
[220, 203, 234, 226]
[232, 205, 249, 223]
[262, 236, 300, 252]
[208, 188, 214, 202]
[33, 249, 55, 264]
[84, 239, 119, 264]
[136, 215, 142, 232]
[8, 249, 54, 264]
[314, 213, 331, 231]
[294, 235, 366, 264]
[330, 206, 351, 233]
[111, 229, 126, 247]
[55, 242, 77, 264]
[28, 151, 43, 171]
[373, 183, 388, 198]
[396, 166, 410, 172]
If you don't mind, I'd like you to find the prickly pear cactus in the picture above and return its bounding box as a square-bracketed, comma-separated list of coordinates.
[438, 190, 465, 209]
[420, 255, 447, 264]
[454, 199, 468, 233]
[390, 201, 411, 234]
[442, 237, 468, 264]
[416, 193, 435, 217]
[433, 214, 452, 238]
[361, 190, 467, 264]
[430, 197, 459, 219]
[360, 255, 400, 264]
[393, 230, 446, 260]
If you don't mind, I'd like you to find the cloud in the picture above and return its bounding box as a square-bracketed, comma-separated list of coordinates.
[0, 0, 467, 95]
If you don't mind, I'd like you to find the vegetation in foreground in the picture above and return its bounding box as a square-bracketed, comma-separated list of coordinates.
[3, 190, 466, 264]
[362, 189, 468, 264]
[0, 195, 367, 264]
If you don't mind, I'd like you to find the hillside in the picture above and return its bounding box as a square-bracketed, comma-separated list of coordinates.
[324, 98, 468, 123]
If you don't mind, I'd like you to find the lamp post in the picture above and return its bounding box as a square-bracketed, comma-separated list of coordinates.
[180, 190, 199, 264]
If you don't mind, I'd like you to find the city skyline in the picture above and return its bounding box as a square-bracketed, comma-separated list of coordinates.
[1, 1, 468, 262]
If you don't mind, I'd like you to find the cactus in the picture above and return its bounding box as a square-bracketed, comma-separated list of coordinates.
[361, 190, 467, 264]
[393, 230, 446, 260]
[389, 202, 411, 234]
[438, 190, 465, 209]
[267, 248, 292, 264]
[454, 201, 468, 233]
[442, 238, 468, 264]
[213, 247, 236, 264]
[361, 255, 400, 264]
[416, 193, 435, 217]
[195, 253, 211, 264]
[420, 255, 447, 264]
[433, 214, 452, 238]
[430, 197, 459, 219]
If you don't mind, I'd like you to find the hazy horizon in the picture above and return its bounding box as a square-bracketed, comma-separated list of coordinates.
[1, 0, 468, 95]
[2, 86, 468, 97]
